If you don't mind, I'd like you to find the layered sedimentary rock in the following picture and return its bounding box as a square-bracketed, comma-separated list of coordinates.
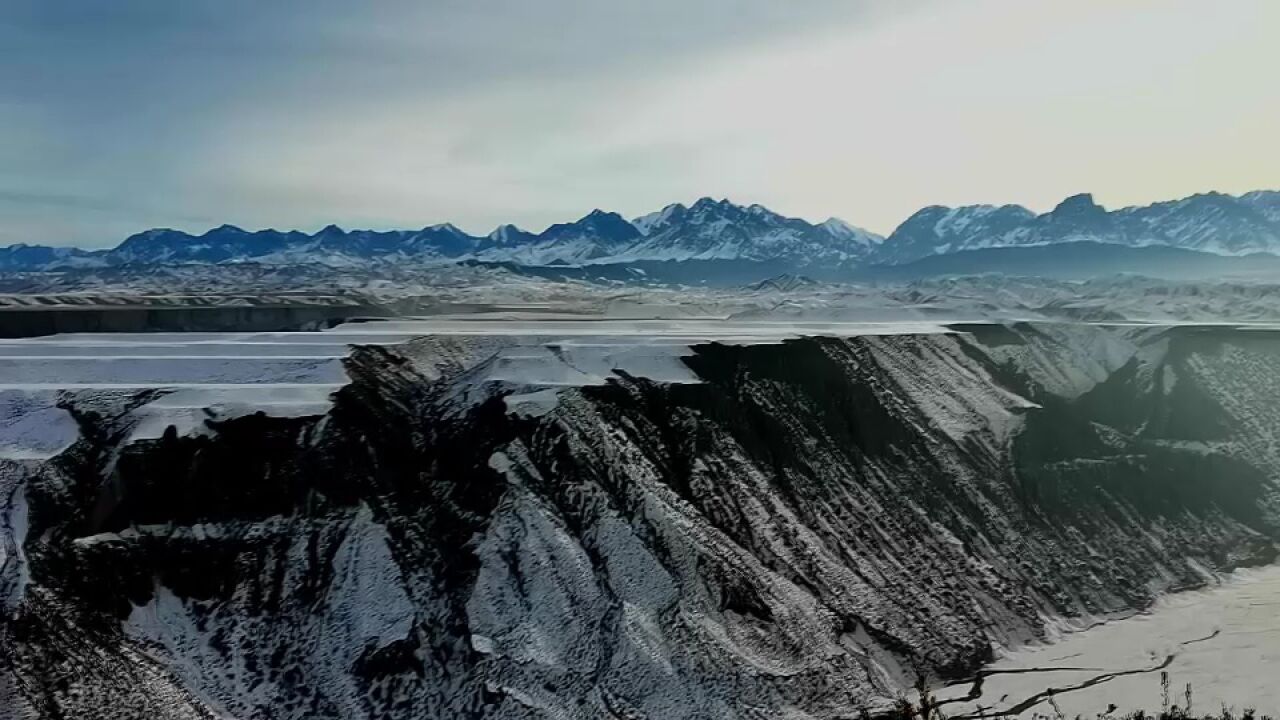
[2, 323, 1278, 719]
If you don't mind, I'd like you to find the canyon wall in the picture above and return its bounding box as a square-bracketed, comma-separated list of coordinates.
[2, 324, 1278, 719]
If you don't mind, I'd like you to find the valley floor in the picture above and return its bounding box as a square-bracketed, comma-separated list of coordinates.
[937, 564, 1280, 718]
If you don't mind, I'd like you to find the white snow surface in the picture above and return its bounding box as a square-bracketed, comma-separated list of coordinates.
[937, 564, 1280, 718]
[378, 317, 955, 419]
[126, 386, 338, 441]
[0, 326, 393, 445]
[0, 390, 79, 459]
[0, 319, 958, 450]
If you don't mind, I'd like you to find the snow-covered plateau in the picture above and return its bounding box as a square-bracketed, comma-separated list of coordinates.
[3, 315, 1280, 718]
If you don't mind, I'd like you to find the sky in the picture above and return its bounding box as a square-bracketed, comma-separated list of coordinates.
[2, 0, 1279, 247]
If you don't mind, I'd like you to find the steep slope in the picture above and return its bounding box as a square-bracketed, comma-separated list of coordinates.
[1115, 192, 1280, 255]
[3, 323, 1279, 718]
[477, 210, 642, 265]
[1240, 190, 1280, 223]
[873, 204, 1037, 264]
[818, 217, 884, 250]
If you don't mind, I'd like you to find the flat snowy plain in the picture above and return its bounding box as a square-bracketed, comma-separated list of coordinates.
[0, 328, 368, 456]
[0, 317, 951, 456]
[937, 566, 1280, 717]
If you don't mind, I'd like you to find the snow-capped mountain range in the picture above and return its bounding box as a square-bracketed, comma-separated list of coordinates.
[880, 190, 1280, 264]
[2, 191, 1279, 272]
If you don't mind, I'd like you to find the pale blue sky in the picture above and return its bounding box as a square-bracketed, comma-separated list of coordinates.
[3, 0, 1277, 246]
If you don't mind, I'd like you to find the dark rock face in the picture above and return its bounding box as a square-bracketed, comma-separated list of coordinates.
[2, 326, 1279, 718]
[0, 303, 378, 339]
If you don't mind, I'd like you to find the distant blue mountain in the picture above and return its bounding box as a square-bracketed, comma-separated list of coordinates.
[2, 191, 1278, 274]
[879, 191, 1280, 263]
[862, 240, 1280, 282]
[0, 243, 105, 270]
[0, 199, 883, 271]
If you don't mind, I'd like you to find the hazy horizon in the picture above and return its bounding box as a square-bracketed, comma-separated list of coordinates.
[9, 188, 1280, 251]
[4, 0, 1279, 247]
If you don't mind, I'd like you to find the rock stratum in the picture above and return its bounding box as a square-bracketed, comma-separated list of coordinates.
[3, 322, 1280, 719]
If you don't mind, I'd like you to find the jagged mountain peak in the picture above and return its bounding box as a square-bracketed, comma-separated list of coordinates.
[520, 208, 642, 263]
[578, 208, 634, 226]
[618, 198, 883, 266]
[487, 223, 532, 241]
[878, 202, 1037, 264]
[685, 197, 783, 221]
[422, 222, 469, 235]
[547, 209, 637, 237]
[819, 217, 884, 246]
[691, 196, 729, 210]
[204, 223, 249, 236]
[878, 190, 1280, 263]
[1049, 192, 1107, 218]
[124, 227, 181, 242]
[6, 189, 1280, 273]
[632, 203, 687, 235]
[660, 197, 791, 226]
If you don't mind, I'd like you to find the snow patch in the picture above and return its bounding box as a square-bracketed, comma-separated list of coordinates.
[0, 390, 80, 459]
[126, 385, 335, 441]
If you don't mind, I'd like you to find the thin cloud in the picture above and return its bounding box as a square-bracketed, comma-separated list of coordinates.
[2, 0, 1276, 246]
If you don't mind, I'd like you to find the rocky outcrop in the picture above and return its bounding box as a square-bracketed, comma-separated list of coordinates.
[2, 324, 1279, 718]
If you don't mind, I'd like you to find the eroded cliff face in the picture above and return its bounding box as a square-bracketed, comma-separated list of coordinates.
[2, 325, 1279, 719]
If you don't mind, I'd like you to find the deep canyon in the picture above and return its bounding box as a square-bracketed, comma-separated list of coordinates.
[3, 319, 1279, 719]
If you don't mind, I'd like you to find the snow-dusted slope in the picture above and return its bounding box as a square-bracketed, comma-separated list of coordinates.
[1241, 190, 1280, 223]
[3, 191, 1278, 274]
[618, 197, 882, 265]
[818, 216, 883, 248]
[879, 191, 1280, 263]
[0, 199, 881, 272]
[3, 321, 1279, 718]
[874, 203, 1037, 264]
